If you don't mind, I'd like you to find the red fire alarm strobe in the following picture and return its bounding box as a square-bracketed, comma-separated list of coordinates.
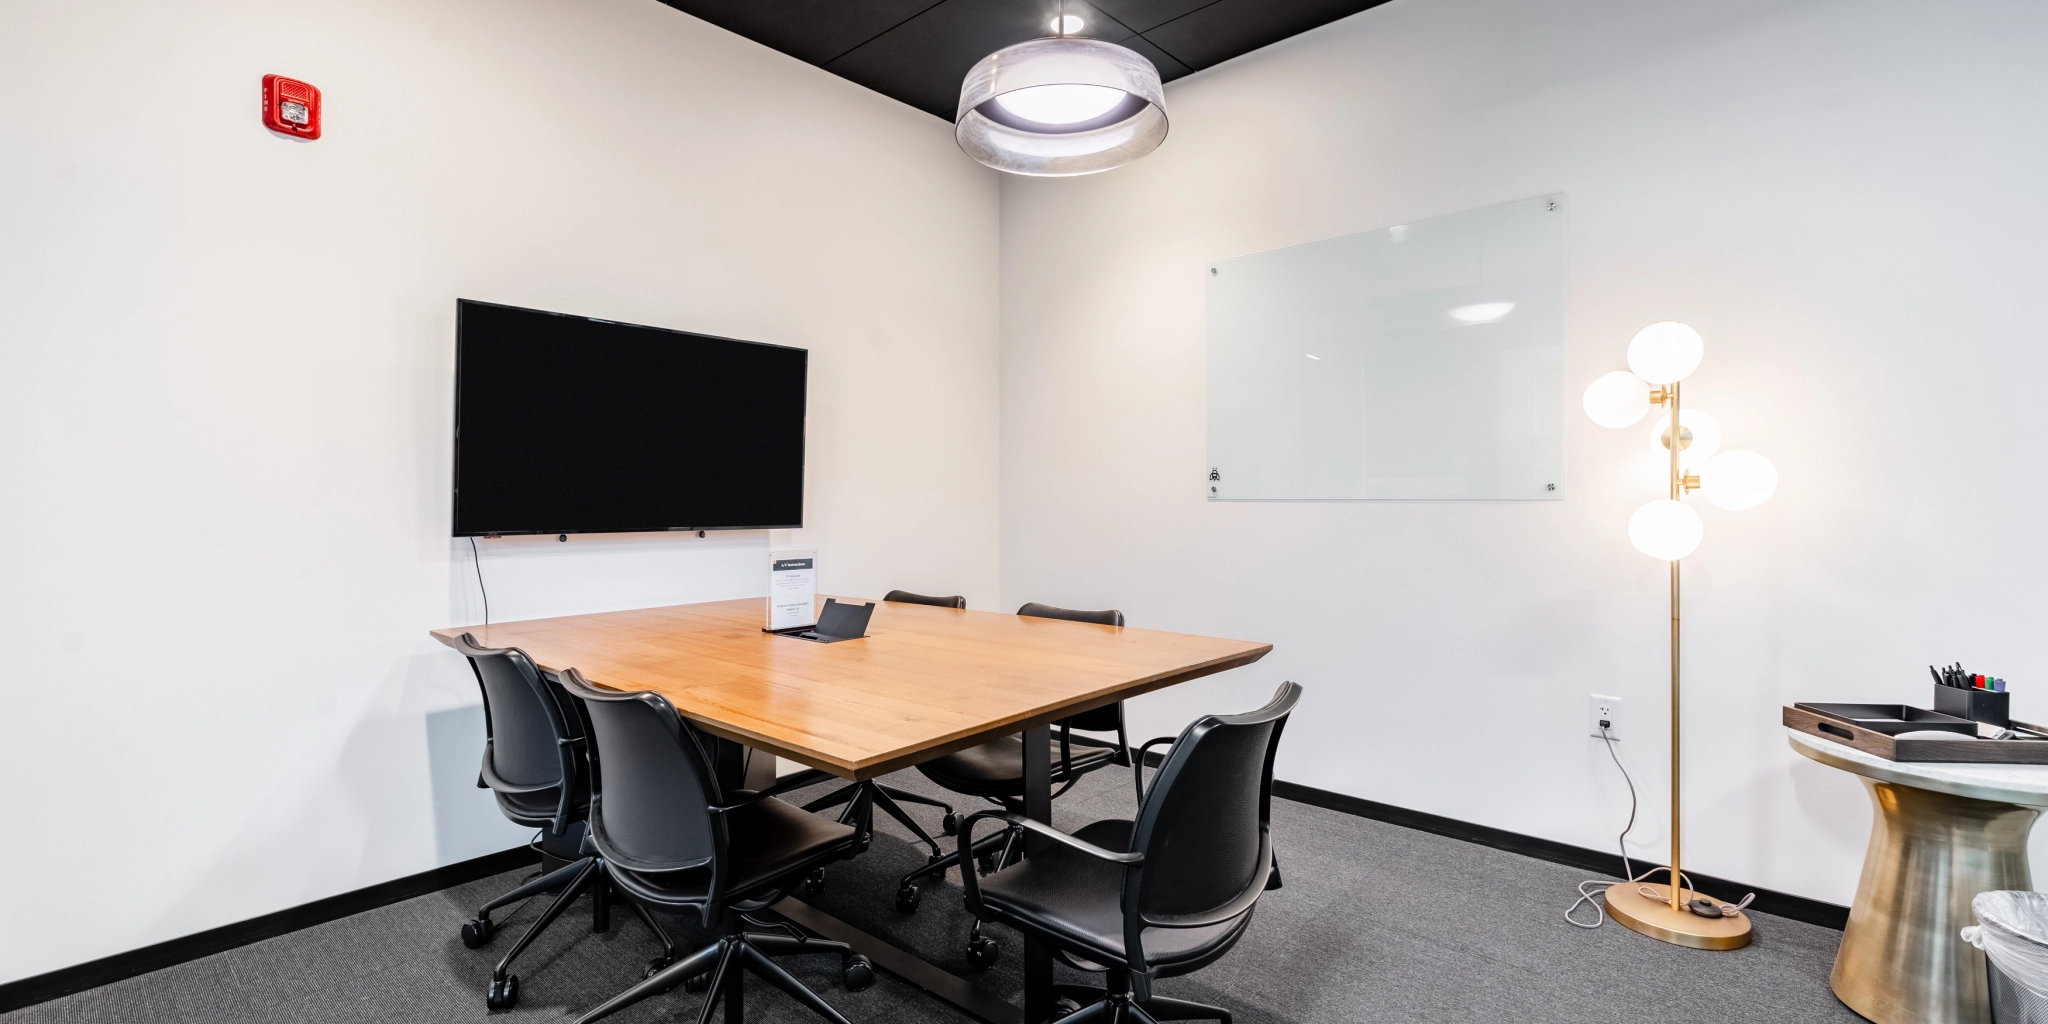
[262, 75, 321, 139]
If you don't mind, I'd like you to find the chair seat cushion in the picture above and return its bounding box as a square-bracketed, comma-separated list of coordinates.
[606, 795, 856, 908]
[977, 819, 1254, 972]
[917, 733, 1120, 797]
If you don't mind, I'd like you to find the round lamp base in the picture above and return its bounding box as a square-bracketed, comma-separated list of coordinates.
[1603, 882, 1753, 950]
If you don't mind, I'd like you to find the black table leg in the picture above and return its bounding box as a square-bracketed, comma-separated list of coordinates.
[1022, 723, 1053, 1023]
[772, 899, 1021, 1024]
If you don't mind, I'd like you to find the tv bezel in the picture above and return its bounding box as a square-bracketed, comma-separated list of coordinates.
[451, 299, 807, 538]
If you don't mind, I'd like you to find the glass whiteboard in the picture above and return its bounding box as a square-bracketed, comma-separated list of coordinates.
[1206, 195, 1565, 501]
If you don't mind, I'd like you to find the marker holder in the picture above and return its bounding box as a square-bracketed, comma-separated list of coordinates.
[1933, 683, 2010, 729]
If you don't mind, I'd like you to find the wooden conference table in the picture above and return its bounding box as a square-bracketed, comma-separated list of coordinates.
[432, 597, 1271, 1024]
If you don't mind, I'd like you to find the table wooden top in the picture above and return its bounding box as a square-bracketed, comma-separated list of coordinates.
[432, 598, 1271, 780]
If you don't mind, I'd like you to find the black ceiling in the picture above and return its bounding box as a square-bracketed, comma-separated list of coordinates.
[660, 0, 1395, 121]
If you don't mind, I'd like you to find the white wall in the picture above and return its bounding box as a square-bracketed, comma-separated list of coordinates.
[1000, 0, 2048, 906]
[0, 0, 998, 984]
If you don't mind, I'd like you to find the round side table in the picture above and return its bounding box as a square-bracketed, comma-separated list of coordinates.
[1790, 730, 2048, 1024]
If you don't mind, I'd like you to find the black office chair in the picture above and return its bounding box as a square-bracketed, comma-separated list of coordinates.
[893, 603, 1136, 957]
[792, 590, 969, 895]
[556, 668, 874, 1024]
[438, 632, 674, 1011]
[958, 681, 1301, 1024]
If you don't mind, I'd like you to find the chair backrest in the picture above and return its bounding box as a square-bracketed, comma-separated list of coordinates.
[885, 589, 967, 609]
[1129, 681, 1300, 931]
[1019, 602, 1126, 732]
[555, 669, 726, 884]
[435, 632, 583, 833]
[1017, 601, 1123, 627]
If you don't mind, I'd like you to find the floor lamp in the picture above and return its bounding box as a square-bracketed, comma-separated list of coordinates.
[1581, 322, 1779, 950]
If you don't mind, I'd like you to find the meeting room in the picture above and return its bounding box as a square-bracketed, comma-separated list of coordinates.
[3, 1, 2045, 1022]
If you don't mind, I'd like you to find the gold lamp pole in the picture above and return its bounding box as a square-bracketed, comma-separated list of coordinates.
[1580, 323, 1779, 950]
[1668, 381, 1684, 918]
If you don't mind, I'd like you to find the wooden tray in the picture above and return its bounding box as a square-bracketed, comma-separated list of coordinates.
[1785, 703, 2048, 763]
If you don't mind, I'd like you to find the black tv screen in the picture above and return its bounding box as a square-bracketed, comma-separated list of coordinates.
[452, 300, 806, 536]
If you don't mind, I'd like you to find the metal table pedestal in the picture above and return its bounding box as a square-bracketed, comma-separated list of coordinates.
[1791, 731, 2048, 1024]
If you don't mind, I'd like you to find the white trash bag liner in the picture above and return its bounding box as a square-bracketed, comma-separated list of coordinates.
[1965, 891, 2048, 1023]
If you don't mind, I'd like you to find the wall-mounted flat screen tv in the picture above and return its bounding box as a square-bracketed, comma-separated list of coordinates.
[453, 299, 806, 537]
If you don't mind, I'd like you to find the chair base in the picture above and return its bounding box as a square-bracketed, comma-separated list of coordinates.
[574, 909, 871, 1024]
[1054, 984, 1233, 1024]
[463, 853, 622, 1009]
[803, 780, 949, 860]
[898, 826, 1020, 915]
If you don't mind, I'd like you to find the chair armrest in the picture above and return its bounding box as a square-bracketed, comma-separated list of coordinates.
[1060, 733, 1123, 749]
[550, 734, 588, 839]
[1135, 736, 1176, 765]
[478, 746, 559, 795]
[1132, 736, 1176, 803]
[1004, 814, 1144, 864]
[955, 810, 1143, 915]
[710, 768, 834, 813]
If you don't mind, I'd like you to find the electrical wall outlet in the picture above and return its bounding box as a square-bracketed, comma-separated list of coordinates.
[1589, 695, 1623, 740]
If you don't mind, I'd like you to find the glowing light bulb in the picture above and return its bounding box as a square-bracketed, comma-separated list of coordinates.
[1627, 321, 1703, 385]
[1583, 371, 1651, 428]
[994, 84, 1126, 125]
[1449, 302, 1514, 323]
[1648, 409, 1721, 470]
[1050, 14, 1085, 34]
[1629, 499, 1704, 560]
[1700, 450, 1778, 510]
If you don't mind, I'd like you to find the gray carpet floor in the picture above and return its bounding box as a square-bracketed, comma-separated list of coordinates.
[3, 767, 1860, 1023]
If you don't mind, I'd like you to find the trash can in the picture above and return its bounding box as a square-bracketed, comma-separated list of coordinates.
[1965, 891, 2048, 1024]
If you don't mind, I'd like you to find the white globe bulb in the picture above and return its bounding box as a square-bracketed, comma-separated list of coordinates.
[1628, 499, 1704, 560]
[1627, 321, 1704, 385]
[1700, 450, 1778, 510]
[1582, 370, 1651, 428]
[1648, 409, 1721, 470]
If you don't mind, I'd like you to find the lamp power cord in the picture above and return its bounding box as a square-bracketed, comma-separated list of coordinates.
[1565, 722, 1753, 928]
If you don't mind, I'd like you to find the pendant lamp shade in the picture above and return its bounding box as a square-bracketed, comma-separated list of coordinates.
[955, 37, 1168, 176]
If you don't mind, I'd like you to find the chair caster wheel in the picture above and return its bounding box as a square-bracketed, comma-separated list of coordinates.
[942, 812, 960, 836]
[895, 883, 921, 913]
[643, 956, 674, 980]
[965, 935, 999, 971]
[486, 973, 519, 1010]
[1051, 996, 1084, 1019]
[460, 917, 494, 949]
[843, 953, 875, 991]
[802, 869, 826, 897]
[683, 971, 711, 993]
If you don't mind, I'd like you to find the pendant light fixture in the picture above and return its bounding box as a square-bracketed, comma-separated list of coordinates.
[954, 4, 1168, 176]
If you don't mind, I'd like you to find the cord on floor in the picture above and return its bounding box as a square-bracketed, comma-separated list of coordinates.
[1565, 723, 1757, 927]
[1568, 723, 1677, 928]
